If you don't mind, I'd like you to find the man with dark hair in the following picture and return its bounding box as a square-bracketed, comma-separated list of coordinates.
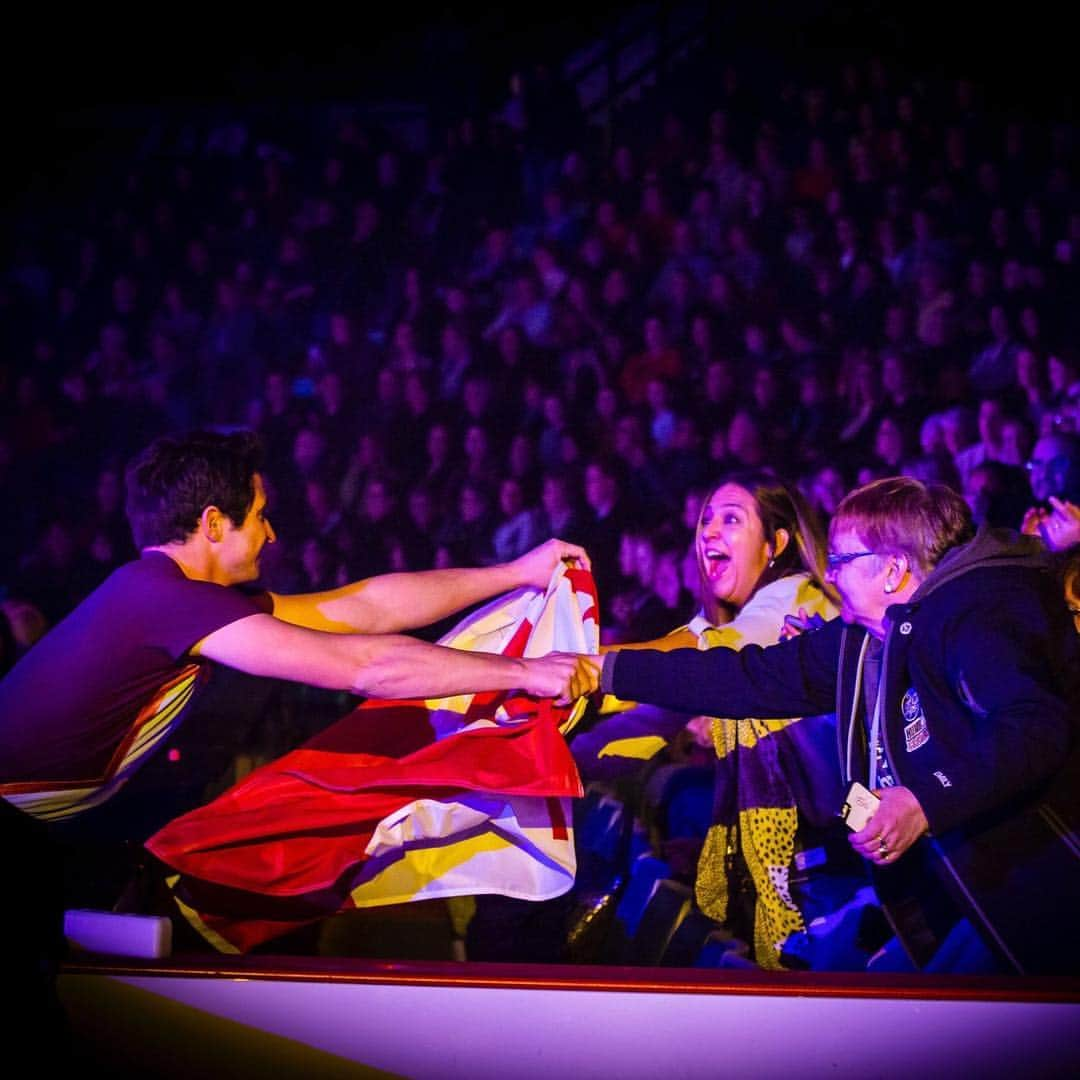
[590, 477, 1079, 974]
[0, 431, 591, 845]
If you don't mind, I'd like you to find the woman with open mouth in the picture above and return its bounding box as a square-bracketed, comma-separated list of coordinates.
[575, 471, 876, 971]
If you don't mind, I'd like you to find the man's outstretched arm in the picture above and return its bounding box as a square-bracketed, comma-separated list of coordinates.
[193, 613, 592, 701]
[269, 539, 590, 634]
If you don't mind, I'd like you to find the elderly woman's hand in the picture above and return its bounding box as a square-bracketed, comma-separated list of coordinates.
[849, 786, 929, 865]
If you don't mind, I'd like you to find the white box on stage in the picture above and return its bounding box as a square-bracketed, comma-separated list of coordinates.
[64, 909, 173, 959]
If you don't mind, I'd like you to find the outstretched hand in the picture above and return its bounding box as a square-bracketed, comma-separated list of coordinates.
[522, 652, 601, 704]
[509, 538, 592, 589]
[849, 785, 929, 866]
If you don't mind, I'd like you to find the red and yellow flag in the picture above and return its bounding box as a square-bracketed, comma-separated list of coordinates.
[147, 564, 599, 953]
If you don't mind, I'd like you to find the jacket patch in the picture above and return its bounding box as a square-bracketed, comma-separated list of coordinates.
[933, 770, 952, 788]
[901, 687, 929, 752]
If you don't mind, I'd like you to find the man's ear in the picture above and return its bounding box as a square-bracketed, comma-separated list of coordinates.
[200, 506, 223, 542]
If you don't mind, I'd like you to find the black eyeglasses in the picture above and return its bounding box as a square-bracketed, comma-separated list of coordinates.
[825, 550, 877, 569]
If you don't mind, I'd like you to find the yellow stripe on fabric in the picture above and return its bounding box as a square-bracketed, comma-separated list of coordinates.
[597, 693, 636, 716]
[596, 735, 668, 761]
[710, 716, 801, 760]
[699, 624, 747, 650]
[168, 877, 242, 955]
[348, 830, 516, 909]
[123, 675, 199, 763]
[5, 670, 202, 822]
[4, 787, 101, 820]
[557, 695, 589, 737]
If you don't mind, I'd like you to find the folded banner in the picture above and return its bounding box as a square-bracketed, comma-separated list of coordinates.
[147, 563, 599, 953]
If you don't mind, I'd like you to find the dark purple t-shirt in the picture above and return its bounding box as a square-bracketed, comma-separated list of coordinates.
[0, 553, 269, 782]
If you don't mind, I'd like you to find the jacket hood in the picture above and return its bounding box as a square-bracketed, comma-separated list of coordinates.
[910, 527, 1048, 604]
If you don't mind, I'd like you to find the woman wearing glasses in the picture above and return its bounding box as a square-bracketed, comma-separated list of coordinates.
[577, 471, 876, 971]
[592, 476, 1079, 974]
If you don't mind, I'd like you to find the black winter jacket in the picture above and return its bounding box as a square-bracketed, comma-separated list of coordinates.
[604, 530, 1080, 974]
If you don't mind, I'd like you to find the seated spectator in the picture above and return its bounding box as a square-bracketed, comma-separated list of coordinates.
[966, 460, 1031, 529]
[1047, 347, 1080, 416]
[871, 415, 914, 474]
[484, 272, 556, 350]
[721, 411, 767, 472]
[968, 303, 1019, 396]
[1000, 415, 1035, 469]
[836, 350, 885, 464]
[492, 477, 545, 563]
[436, 481, 496, 566]
[582, 472, 875, 971]
[1014, 346, 1051, 429]
[1023, 433, 1080, 540]
[599, 477, 1079, 974]
[401, 483, 438, 569]
[880, 349, 929, 434]
[580, 458, 631, 603]
[805, 464, 850, 525]
[902, 453, 962, 491]
[298, 535, 347, 591]
[606, 528, 666, 645]
[619, 315, 683, 407]
[790, 361, 839, 468]
[953, 396, 1010, 491]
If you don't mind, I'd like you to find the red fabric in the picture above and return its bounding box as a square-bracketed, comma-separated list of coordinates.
[145, 565, 598, 952]
[147, 695, 581, 897]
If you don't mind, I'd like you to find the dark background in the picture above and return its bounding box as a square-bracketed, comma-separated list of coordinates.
[0, 3, 1067, 211]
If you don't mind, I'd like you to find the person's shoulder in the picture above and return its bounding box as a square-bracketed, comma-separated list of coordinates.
[752, 571, 813, 607]
[103, 552, 190, 591]
[927, 560, 1055, 621]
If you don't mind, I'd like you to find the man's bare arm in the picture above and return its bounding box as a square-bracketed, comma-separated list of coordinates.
[193, 613, 588, 700]
[269, 539, 590, 634]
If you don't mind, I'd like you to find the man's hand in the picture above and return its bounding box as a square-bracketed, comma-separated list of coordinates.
[849, 786, 929, 865]
[1041, 496, 1080, 551]
[1021, 505, 1048, 536]
[521, 652, 601, 703]
[509, 539, 591, 589]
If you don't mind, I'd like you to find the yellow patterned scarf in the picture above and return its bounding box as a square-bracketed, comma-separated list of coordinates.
[691, 577, 836, 970]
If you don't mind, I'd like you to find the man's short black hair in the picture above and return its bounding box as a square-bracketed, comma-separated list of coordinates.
[125, 430, 264, 549]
